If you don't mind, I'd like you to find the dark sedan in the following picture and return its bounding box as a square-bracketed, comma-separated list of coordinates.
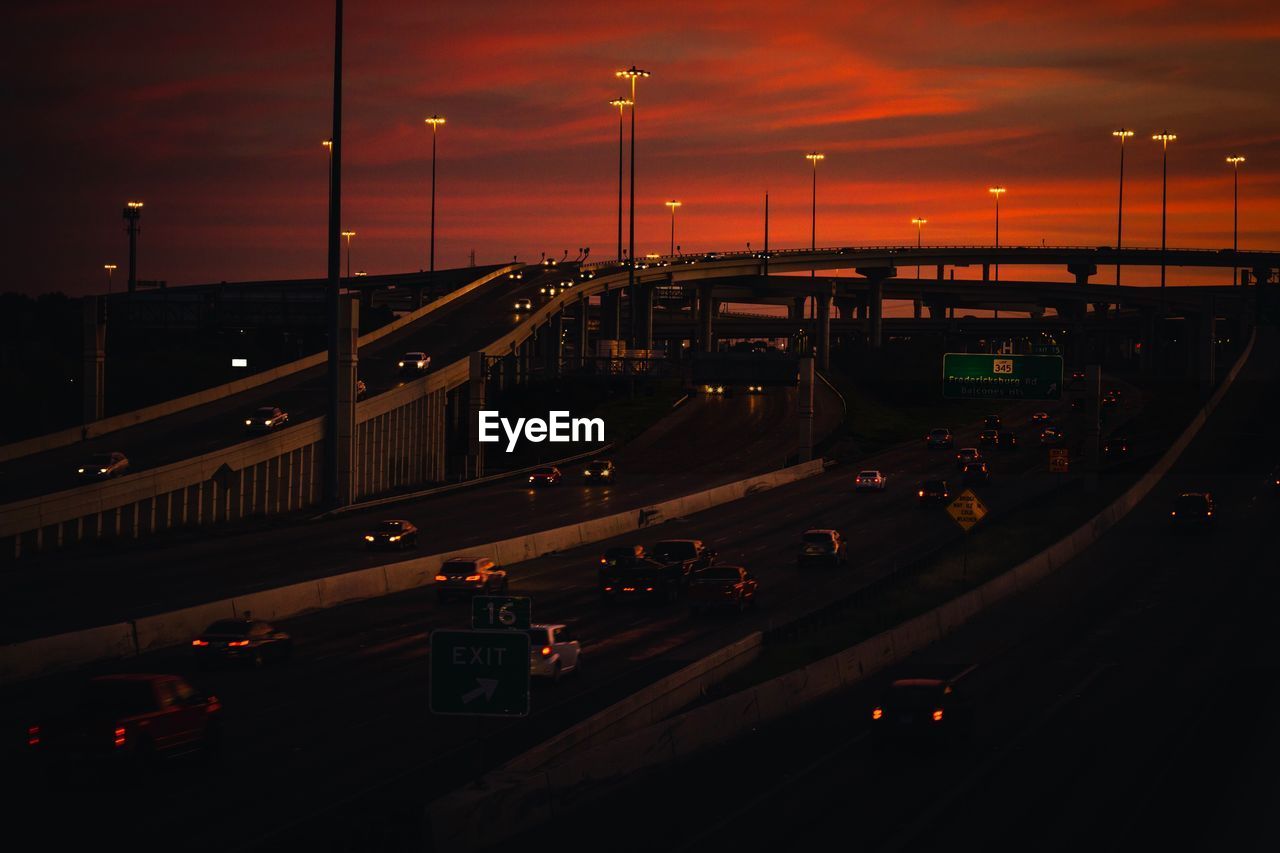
[1171, 492, 1214, 529]
[688, 566, 758, 615]
[363, 519, 419, 549]
[1102, 436, 1131, 461]
[583, 459, 616, 484]
[917, 479, 952, 505]
[528, 466, 562, 487]
[192, 619, 291, 668]
[76, 451, 129, 481]
[996, 431, 1019, 451]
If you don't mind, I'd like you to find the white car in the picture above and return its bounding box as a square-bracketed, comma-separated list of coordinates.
[527, 623, 581, 682]
[855, 470, 887, 491]
[397, 351, 430, 374]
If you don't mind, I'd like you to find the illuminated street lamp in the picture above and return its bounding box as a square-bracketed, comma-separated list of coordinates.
[616, 65, 650, 346]
[1152, 132, 1176, 288]
[103, 263, 117, 294]
[424, 115, 446, 283]
[1111, 128, 1134, 285]
[608, 98, 632, 262]
[1226, 155, 1245, 285]
[123, 201, 144, 294]
[988, 187, 1005, 282]
[911, 217, 927, 281]
[665, 200, 682, 256]
[805, 152, 825, 282]
[341, 230, 356, 279]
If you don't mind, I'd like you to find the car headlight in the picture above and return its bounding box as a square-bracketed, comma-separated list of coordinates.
[389, 535, 401, 542]
[602, 469, 611, 476]
[529, 476, 536, 482]
[264, 420, 271, 426]
[99, 468, 109, 474]
[245, 419, 252, 425]
[398, 361, 405, 367]
[584, 469, 592, 476]
[417, 361, 425, 368]
[77, 467, 85, 473]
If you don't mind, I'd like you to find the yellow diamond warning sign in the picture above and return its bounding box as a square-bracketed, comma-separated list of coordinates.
[946, 488, 988, 533]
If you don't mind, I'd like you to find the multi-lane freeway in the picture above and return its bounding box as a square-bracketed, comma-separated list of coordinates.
[3, 368, 1153, 851]
[0, 384, 840, 642]
[514, 328, 1279, 853]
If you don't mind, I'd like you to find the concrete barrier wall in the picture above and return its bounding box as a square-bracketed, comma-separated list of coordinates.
[427, 329, 1258, 852]
[0, 265, 518, 465]
[0, 459, 824, 683]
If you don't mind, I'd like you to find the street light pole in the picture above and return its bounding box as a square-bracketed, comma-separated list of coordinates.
[617, 66, 650, 347]
[122, 201, 143, 294]
[103, 264, 117, 294]
[425, 116, 446, 284]
[988, 187, 1005, 282]
[665, 200, 681, 256]
[805, 153, 824, 284]
[1227, 155, 1245, 285]
[609, 98, 632, 263]
[342, 230, 356, 279]
[1112, 128, 1133, 286]
[911, 217, 927, 280]
[1152, 132, 1176, 288]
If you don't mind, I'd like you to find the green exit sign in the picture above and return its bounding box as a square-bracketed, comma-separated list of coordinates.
[471, 595, 531, 630]
[943, 353, 1063, 400]
[430, 629, 530, 717]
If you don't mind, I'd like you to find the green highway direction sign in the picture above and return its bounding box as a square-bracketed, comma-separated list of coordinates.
[943, 353, 1063, 400]
[471, 595, 532, 630]
[430, 629, 530, 717]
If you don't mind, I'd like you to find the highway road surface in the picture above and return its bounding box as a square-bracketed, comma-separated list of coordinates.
[0, 376, 1148, 852]
[513, 328, 1280, 853]
[0, 379, 843, 642]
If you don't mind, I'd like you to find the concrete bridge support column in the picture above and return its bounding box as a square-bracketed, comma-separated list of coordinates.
[913, 295, 922, 319]
[547, 313, 563, 376]
[1068, 262, 1097, 285]
[834, 297, 857, 321]
[468, 352, 486, 479]
[982, 263, 990, 282]
[815, 287, 832, 371]
[856, 267, 894, 349]
[634, 284, 654, 351]
[789, 295, 807, 321]
[518, 338, 532, 384]
[798, 354, 814, 463]
[699, 283, 715, 353]
[82, 296, 105, 424]
[1139, 308, 1158, 374]
[600, 290, 621, 341]
[925, 299, 947, 320]
[333, 294, 359, 507]
[1195, 298, 1216, 393]
[576, 297, 589, 366]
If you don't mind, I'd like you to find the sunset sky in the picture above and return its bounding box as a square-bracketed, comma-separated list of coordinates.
[7, 0, 1280, 295]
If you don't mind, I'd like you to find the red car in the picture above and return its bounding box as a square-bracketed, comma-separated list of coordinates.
[527, 466, 562, 487]
[29, 674, 222, 765]
[688, 565, 758, 615]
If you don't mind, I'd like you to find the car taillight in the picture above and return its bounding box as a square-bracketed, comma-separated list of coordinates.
[27, 725, 40, 747]
[932, 709, 944, 722]
[192, 639, 209, 646]
[465, 575, 481, 582]
[228, 640, 250, 647]
[114, 727, 127, 748]
[206, 695, 221, 712]
[540, 646, 552, 657]
[603, 585, 613, 591]
[435, 574, 447, 581]
[872, 708, 883, 720]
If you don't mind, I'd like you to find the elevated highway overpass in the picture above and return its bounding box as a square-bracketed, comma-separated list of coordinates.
[2, 244, 1275, 559]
